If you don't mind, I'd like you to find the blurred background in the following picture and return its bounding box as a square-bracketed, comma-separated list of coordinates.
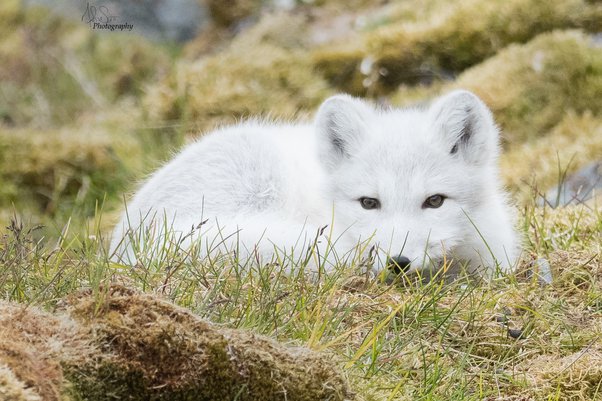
[1, 0, 601, 239]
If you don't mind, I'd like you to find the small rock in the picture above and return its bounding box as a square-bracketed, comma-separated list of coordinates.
[496, 314, 509, 324]
[535, 258, 553, 286]
[542, 161, 601, 208]
[592, 33, 602, 48]
[508, 328, 525, 340]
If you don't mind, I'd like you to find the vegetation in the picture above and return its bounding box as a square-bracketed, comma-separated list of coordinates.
[146, 41, 331, 131]
[313, 0, 602, 95]
[0, 0, 600, 399]
[0, 286, 350, 400]
[0, 1, 170, 128]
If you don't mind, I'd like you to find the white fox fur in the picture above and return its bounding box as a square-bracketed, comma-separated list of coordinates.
[111, 90, 520, 275]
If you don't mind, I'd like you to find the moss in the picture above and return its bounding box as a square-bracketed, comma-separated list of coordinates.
[62, 286, 352, 401]
[448, 30, 602, 145]
[0, 127, 139, 217]
[206, 0, 263, 28]
[501, 112, 602, 197]
[0, 287, 352, 400]
[146, 40, 331, 132]
[312, 0, 601, 95]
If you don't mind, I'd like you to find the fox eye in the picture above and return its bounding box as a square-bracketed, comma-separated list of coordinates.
[423, 194, 446, 209]
[359, 197, 381, 210]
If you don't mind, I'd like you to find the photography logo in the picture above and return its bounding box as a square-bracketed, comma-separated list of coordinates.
[81, 2, 134, 31]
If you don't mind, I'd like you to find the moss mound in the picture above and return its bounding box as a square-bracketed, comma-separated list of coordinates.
[0, 287, 352, 401]
[63, 286, 351, 400]
[501, 112, 602, 196]
[313, 0, 601, 95]
[0, 127, 138, 217]
[146, 39, 331, 132]
[449, 30, 602, 144]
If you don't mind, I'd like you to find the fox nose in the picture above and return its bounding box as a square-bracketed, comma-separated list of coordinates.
[387, 255, 411, 274]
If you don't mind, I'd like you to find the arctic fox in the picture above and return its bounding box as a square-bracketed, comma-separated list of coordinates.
[110, 90, 519, 275]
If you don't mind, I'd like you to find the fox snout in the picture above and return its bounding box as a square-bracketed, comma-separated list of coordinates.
[387, 255, 412, 274]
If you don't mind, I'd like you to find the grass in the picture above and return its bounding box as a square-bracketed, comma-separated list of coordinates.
[1, 189, 600, 400]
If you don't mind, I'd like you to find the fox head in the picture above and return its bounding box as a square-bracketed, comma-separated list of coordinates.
[315, 90, 506, 274]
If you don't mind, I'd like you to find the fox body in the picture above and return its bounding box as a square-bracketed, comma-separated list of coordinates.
[111, 90, 519, 275]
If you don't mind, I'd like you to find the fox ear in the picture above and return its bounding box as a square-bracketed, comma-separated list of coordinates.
[428, 90, 499, 164]
[315, 94, 374, 170]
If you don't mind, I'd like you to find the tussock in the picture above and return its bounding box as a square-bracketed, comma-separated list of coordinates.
[63, 285, 352, 401]
[145, 41, 331, 132]
[450, 30, 602, 144]
[313, 0, 601, 95]
[0, 127, 137, 220]
[0, 287, 352, 401]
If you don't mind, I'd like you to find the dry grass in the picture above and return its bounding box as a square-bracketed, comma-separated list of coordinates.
[0, 363, 44, 401]
[526, 347, 602, 401]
